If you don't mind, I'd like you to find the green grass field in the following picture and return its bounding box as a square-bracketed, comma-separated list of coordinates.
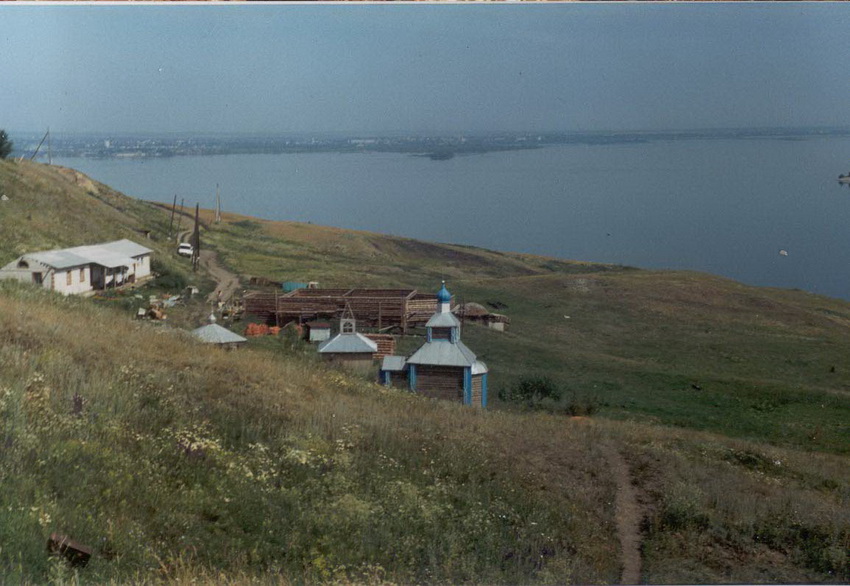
[0, 159, 848, 583]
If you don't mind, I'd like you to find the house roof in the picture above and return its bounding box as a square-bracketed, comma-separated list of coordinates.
[318, 333, 378, 354]
[381, 355, 407, 371]
[191, 323, 248, 345]
[407, 339, 477, 367]
[100, 239, 153, 258]
[426, 311, 460, 328]
[14, 239, 151, 270]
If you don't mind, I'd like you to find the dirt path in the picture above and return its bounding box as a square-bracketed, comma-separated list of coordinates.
[603, 442, 643, 585]
[199, 249, 241, 303]
[176, 229, 241, 304]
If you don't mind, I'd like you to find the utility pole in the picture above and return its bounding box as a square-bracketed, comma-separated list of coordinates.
[215, 184, 221, 224]
[30, 128, 50, 161]
[191, 203, 200, 272]
[175, 198, 185, 238]
[168, 194, 177, 240]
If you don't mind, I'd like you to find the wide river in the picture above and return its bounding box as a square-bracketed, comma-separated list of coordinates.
[54, 136, 850, 301]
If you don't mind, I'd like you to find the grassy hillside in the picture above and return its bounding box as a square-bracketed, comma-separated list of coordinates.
[200, 209, 850, 455]
[0, 159, 848, 583]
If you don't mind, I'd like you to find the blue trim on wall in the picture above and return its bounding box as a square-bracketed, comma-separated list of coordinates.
[409, 364, 417, 391]
[450, 327, 458, 343]
[463, 367, 472, 405]
[482, 373, 488, 408]
[426, 328, 432, 342]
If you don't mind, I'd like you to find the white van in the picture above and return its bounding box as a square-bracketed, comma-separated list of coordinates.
[177, 242, 194, 257]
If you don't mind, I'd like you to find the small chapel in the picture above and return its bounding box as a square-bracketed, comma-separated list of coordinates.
[380, 282, 489, 407]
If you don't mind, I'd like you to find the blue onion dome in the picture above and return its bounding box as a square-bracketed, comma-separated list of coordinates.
[437, 281, 452, 303]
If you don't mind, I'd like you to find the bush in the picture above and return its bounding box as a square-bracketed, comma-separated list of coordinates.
[565, 393, 599, 417]
[151, 258, 188, 291]
[499, 376, 562, 407]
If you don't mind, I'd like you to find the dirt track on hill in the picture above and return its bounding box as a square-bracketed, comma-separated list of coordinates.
[603, 442, 643, 584]
[200, 249, 240, 303]
[176, 229, 240, 303]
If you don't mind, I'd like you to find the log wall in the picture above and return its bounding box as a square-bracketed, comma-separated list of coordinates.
[415, 365, 464, 402]
[471, 374, 484, 407]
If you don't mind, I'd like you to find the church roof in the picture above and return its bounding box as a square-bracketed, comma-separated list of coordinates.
[318, 333, 378, 354]
[436, 281, 452, 303]
[471, 360, 488, 375]
[407, 339, 477, 367]
[426, 311, 460, 328]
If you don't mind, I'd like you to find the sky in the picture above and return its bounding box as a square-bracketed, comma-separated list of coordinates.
[4, 4, 850, 135]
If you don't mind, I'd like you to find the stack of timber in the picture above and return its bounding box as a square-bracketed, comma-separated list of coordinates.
[364, 334, 396, 359]
[243, 288, 439, 332]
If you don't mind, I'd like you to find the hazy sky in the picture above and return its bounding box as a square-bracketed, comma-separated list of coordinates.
[4, 4, 850, 135]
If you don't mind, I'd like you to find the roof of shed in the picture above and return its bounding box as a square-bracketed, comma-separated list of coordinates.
[381, 356, 407, 371]
[318, 333, 378, 354]
[191, 323, 248, 345]
[457, 302, 490, 317]
[407, 339, 477, 367]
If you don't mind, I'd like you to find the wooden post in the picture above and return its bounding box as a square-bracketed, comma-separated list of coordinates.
[175, 198, 185, 238]
[191, 203, 200, 272]
[168, 194, 177, 239]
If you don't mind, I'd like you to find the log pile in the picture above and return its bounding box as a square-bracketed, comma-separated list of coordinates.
[243, 288, 439, 332]
[364, 334, 396, 359]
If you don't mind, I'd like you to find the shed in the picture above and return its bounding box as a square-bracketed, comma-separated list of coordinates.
[379, 355, 408, 388]
[317, 308, 378, 370]
[192, 315, 247, 349]
[304, 321, 332, 343]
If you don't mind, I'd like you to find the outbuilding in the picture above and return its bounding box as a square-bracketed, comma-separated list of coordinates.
[304, 321, 332, 343]
[191, 315, 248, 349]
[317, 308, 378, 370]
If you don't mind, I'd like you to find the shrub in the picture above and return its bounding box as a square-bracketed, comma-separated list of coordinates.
[565, 393, 599, 417]
[151, 258, 188, 291]
[499, 375, 562, 407]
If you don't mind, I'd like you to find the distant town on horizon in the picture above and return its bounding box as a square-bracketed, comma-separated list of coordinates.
[12, 125, 850, 161]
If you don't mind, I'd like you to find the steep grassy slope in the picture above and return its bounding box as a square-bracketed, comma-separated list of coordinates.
[0, 160, 194, 292]
[1, 159, 848, 583]
[0, 280, 619, 583]
[200, 209, 850, 455]
[1, 281, 846, 584]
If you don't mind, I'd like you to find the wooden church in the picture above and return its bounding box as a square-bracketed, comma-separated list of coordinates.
[380, 282, 488, 407]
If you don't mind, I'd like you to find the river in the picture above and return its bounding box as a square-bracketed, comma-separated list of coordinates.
[54, 134, 850, 301]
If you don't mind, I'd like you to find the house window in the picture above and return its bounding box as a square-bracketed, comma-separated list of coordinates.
[66, 271, 72, 286]
[80, 268, 86, 282]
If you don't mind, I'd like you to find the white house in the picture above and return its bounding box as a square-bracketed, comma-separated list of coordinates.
[0, 239, 153, 295]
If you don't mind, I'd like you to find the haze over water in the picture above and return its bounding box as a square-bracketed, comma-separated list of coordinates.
[54, 134, 850, 301]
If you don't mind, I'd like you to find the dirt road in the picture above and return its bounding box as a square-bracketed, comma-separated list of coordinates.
[199, 249, 241, 303]
[176, 230, 241, 304]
